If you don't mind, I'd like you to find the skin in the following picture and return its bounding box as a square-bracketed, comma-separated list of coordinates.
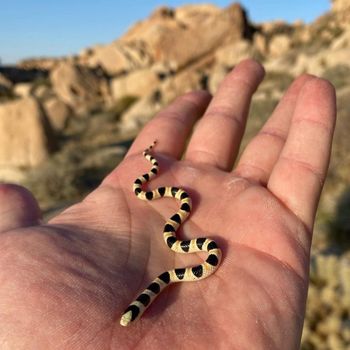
[0, 59, 336, 349]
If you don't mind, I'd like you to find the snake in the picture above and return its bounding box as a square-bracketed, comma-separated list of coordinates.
[120, 141, 222, 327]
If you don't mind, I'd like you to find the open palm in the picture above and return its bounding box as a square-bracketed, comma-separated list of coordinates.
[0, 60, 335, 349]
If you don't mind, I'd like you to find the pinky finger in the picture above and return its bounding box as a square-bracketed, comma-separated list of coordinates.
[268, 78, 336, 230]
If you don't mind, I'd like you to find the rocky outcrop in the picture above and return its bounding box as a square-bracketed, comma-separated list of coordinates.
[14, 83, 33, 97]
[268, 34, 292, 57]
[43, 97, 72, 131]
[332, 0, 350, 12]
[85, 3, 252, 77]
[85, 42, 152, 76]
[120, 94, 162, 132]
[123, 4, 250, 70]
[50, 62, 110, 114]
[0, 97, 55, 168]
[215, 40, 257, 68]
[17, 57, 60, 71]
[111, 69, 160, 101]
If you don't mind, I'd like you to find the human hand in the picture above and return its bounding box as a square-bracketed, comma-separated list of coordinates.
[0, 59, 335, 349]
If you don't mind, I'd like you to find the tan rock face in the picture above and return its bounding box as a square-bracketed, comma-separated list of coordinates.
[33, 85, 53, 100]
[111, 69, 159, 101]
[17, 57, 60, 70]
[122, 3, 248, 70]
[332, 0, 350, 12]
[43, 97, 71, 131]
[253, 33, 268, 55]
[215, 40, 257, 68]
[120, 95, 162, 132]
[86, 42, 152, 76]
[50, 62, 109, 114]
[14, 83, 33, 97]
[269, 34, 292, 57]
[0, 97, 55, 167]
[85, 3, 249, 77]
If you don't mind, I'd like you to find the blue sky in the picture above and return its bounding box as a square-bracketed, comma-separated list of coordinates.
[0, 0, 330, 64]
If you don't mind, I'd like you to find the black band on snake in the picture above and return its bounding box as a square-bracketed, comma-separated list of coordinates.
[120, 141, 222, 327]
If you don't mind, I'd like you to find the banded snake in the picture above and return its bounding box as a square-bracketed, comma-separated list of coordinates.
[120, 141, 222, 326]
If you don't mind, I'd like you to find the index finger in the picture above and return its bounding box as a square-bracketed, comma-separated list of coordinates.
[125, 91, 211, 160]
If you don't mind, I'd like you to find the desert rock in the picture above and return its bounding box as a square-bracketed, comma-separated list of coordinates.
[43, 97, 72, 131]
[111, 69, 159, 101]
[14, 83, 33, 97]
[98, 3, 251, 75]
[120, 94, 162, 132]
[332, 0, 350, 12]
[85, 41, 153, 76]
[122, 5, 247, 68]
[269, 34, 292, 57]
[50, 62, 109, 114]
[215, 40, 257, 68]
[0, 97, 55, 167]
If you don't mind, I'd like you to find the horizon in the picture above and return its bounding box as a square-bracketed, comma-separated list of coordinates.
[0, 0, 331, 65]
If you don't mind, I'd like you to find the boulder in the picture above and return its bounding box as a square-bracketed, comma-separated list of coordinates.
[86, 44, 131, 76]
[50, 62, 109, 114]
[120, 94, 162, 132]
[253, 32, 268, 56]
[331, 28, 350, 49]
[215, 40, 256, 67]
[86, 41, 152, 76]
[17, 57, 59, 70]
[0, 97, 55, 168]
[322, 47, 350, 68]
[33, 84, 53, 100]
[332, 0, 350, 12]
[84, 3, 251, 77]
[43, 97, 72, 131]
[111, 69, 159, 101]
[208, 65, 229, 94]
[269, 34, 292, 57]
[14, 83, 33, 97]
[121, 3, 249, 71]
[160, 53, 214, 103]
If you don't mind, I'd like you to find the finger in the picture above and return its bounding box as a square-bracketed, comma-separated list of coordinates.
[0, 184, 41, 233]
[235, 74, 316, 184]
[125, 90, 211, 159]
[185, 59, 265, 170]
[268, 78, 336, 230]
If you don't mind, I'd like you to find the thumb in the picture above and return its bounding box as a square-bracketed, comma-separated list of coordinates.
[0, 184, 41, 233]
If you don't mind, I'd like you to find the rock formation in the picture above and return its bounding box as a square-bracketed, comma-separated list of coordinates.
[50, 62, 110, 114]
[83, 3, 252, 77]
[0, 97, 55, 168]
[332, 0, 350, 12]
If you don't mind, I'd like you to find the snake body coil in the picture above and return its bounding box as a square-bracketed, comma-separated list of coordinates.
[120, 141, 222, 327]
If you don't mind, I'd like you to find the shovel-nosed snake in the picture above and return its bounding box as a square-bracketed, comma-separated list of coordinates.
[120, 141, 222, 327]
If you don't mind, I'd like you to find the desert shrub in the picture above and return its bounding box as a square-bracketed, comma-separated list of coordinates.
[322, 64, 350, 89]
[108, 95, 138, 120]
[327, 188, 350, 250]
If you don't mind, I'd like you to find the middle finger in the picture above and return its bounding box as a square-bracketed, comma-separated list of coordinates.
[185, 59, 265, 171]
